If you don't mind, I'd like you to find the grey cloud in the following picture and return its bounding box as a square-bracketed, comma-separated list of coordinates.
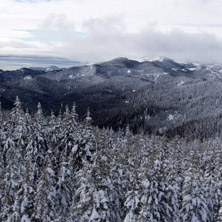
[134, 29, 222, 63]
[55, 17, 222, 64]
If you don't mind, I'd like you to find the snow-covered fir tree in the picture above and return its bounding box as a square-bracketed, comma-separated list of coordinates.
[0, 98, 222, 221]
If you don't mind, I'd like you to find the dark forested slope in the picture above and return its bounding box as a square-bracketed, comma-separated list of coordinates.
[1, 57, 222, 138]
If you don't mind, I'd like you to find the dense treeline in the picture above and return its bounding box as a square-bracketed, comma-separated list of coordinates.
[1, 97, 222, 221]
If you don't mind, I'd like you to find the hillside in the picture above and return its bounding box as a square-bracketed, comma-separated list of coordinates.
[1, 57, 222, 138]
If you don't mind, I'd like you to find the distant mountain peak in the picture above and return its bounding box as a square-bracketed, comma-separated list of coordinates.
[45, 66, 61, 72]
[138, 56, 168, 63]
[29, 66, 61, 72]
[97, 57, 129, 65]
[98, 57, 139, 68]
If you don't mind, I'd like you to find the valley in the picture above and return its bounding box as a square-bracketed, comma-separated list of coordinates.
[1, 57, 222, 138]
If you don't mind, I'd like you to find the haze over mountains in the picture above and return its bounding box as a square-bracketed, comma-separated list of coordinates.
[1, 57, 222, 138]
[0, 55, 82, 70]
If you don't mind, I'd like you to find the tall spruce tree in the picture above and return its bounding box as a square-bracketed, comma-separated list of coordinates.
[33, 150, 57, 221]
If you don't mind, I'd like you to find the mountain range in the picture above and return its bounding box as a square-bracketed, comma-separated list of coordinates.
[1, 57, 222, 138]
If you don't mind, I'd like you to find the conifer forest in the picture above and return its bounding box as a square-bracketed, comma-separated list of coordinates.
[0, 97, 222, 221]
[2, 0, 222, 220]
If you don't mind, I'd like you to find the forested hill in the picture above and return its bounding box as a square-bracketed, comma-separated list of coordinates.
[1, 98, 222, 221]
[2, 57, 222, 138]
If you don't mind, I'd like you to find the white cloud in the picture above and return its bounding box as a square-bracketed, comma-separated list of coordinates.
[1, 0, 222, 65]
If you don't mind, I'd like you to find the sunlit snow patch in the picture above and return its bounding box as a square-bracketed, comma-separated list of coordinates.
[167, 114, 174, 121]
[188, 67, 197, 71]
[177, 81, 184, 86]
[69, 75, 75, 79]
[138, 56, 166, 63]
[23, 75, 32, 80]
[145, 115, 151, 120]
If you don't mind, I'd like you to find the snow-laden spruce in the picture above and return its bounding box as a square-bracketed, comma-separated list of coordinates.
[0, 97, 222, 221]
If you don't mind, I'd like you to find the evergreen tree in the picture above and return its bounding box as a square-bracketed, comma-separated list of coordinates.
[2, 136, 24, 220]
[0, 101, 2, 124]
[13, 158, 36, 222]
[216, 201, 222, 222]
[33, 150, 58, 221]
[71, 102, 78, 126]
[180, 152, 211, 222]
[29, 102, 47, 180]
[56, 153, 72, 217]
[69, 157, 114, 222]
[124, 157, 171, 222]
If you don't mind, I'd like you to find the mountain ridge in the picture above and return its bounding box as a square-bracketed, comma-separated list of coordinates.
[1, 57, 222, 138]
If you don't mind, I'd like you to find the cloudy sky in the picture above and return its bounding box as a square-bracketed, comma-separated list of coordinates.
[1, 0, 222, 68]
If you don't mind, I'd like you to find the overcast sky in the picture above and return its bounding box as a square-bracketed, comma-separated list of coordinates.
[1, 0, 222, 68]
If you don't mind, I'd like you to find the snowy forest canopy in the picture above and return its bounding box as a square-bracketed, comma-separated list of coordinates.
[1, 97, 222, 221]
